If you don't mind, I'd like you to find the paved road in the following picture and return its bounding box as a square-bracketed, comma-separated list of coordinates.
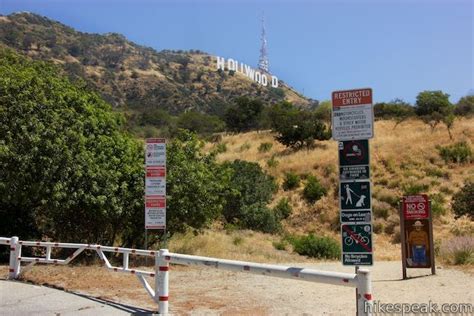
[0, 280, 154, 315]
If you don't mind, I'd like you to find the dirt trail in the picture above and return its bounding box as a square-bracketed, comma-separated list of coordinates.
[2, 261, 472, 315]
[166, 261, 473, 315]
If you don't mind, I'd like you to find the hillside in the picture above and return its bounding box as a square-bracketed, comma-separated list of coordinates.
[0, 12, 313, 116]
[207, 118, 474, 260]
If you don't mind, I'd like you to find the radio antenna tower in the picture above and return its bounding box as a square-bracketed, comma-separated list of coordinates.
[258, 13, 269, 73]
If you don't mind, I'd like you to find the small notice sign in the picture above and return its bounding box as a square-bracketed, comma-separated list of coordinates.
[332, 88, 373, 141]
[146, 138, 166, 166]
[145, 196, 166, 229]
[341, 210, 372, 223]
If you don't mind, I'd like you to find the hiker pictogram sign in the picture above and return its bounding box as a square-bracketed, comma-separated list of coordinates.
[340, 181, 371, 210]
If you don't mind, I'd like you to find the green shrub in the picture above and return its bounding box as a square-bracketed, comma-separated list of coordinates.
[233, 236, 243, 246]
[290, 234, 341, 259]
[213, 142, 227, 154]
[303, 175, 327, 203]
[283, 172, 300, 191]
[439, 185, 454, 195]
[431, 193, 446, 217]
[375, 189, 399, 208]
[424, 167, 448, 178]
[273, 240, 288, 251]
[239, 142, 251, 152]
[373, 201, 391, 220]
[437, 141, 472, 163]
[452, 181, 474, 219]
[240, 202, 281, 234]
[373, 220, 385, 234]
[258, 142, 273, 153]
[402, 182, 429, 195]
[223, 160, 277, 227]
[440, 237, 474, 265]
[273, 198, 292, 220]
[267, 155, 279, 168]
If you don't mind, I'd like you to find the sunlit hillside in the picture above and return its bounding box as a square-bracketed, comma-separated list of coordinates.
[205, 118, 474, 260]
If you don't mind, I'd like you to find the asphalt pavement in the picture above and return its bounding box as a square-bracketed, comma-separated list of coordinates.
[0, 280, 155, 315]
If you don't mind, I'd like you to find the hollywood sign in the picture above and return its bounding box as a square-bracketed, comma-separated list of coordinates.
[216, 56, 279, 88]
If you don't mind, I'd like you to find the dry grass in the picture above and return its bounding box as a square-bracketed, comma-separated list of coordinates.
[167, 229, 312, 263]
[205, 118, 474, 261]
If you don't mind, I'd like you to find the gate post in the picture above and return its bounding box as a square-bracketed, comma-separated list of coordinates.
[8, 236, 21, 279]
[356, 269, 372, 316]
[156, 249, 169, 315]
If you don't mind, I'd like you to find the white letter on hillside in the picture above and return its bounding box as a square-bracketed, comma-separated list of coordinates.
[261, 74, 268, 86]
[227, 58, 236, 71]
[216, 56, 225, 70]
[271, 76, 279, 88]
[255, 72, 261, 84]
[245, 65, 255, 80]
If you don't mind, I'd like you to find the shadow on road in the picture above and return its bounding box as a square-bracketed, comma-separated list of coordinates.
[71, 292, 157, 315]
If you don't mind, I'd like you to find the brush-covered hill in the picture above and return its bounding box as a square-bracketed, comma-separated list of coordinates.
[0, 12, 313, 116]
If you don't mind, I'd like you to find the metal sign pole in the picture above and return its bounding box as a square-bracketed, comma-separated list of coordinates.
[399, 201, 407, 280]
[145, 228, 148, 266]
[429, 200, 436, 276]
[355, 265, 360, 315]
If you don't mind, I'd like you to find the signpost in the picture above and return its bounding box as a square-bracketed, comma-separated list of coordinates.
[400, 195, 435, 279]
[332, 88, 374, 271]
[145, 138, 167, 251]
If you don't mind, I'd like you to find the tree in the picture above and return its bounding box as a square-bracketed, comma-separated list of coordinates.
[415, 91, 453, 133]
[454, 96, 474, 117]
[224, 97, 264, 132]
[373, 99, 415, 129]
[0, 49, 144, 246]
[269, 102, 331, 149]
[177, 111, 225, 135]
[165, 130, 230, 234]
[313, 100, 332, 127]
[222, 160, 277, 228]
[452, 181, 474, 220]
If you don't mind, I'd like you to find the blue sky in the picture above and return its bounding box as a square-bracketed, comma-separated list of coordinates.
[1, 0, 472, 103]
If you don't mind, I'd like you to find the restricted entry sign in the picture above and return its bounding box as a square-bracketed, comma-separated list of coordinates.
[341, 224, 373, 265]
[145, 196, 166, 229]
[145, 166, 166, 195]
[332, 88, 373, 141]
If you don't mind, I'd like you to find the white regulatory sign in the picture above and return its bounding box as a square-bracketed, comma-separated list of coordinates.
[332, 88, 374, 141]
[145, 196, 166, 229]
[146, 138, 166, 166]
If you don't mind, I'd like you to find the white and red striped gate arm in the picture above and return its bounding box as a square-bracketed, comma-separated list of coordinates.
[1, 237, 372, 315]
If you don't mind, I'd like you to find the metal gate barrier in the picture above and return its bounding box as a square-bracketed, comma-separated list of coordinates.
[1, 236, 373, 315]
